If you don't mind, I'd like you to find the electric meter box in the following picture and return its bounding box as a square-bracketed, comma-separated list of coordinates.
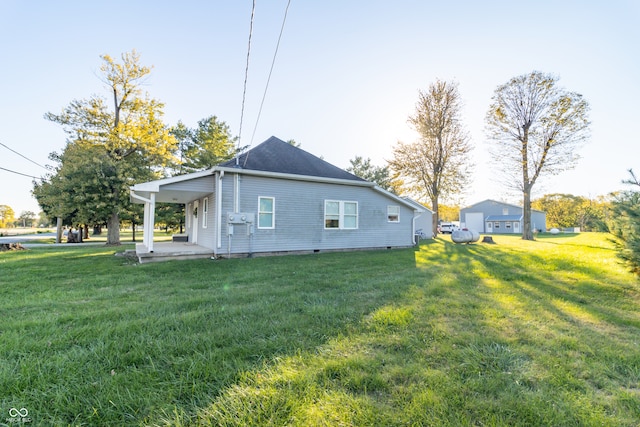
[227, 212, 255, 224]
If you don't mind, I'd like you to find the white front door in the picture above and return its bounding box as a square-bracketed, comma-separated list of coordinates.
[192, 200, 199, 244]
[514, 221, 520, 233]
[486, 222, 493, 233]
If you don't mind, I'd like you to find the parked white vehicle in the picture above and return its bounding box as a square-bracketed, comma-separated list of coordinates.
[439, 223, 459, 234]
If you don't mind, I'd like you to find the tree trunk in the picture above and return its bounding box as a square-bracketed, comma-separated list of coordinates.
[522, 189, 534, 240]
[431, 197, 439, 236]
[132, 221, 136, 242]
[106, 211, 121, 245]
[56, 217, 63, 244]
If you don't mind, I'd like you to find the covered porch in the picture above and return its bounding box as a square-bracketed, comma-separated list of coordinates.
[129, 170, 219, 260]
[133, 241, 215, 263]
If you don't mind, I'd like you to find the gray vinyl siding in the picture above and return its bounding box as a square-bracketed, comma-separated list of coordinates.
[163, 176, 214, 192]
[219, 174, 414, 255]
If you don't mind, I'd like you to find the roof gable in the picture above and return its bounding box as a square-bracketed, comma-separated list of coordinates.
[220, 136, 365, 182]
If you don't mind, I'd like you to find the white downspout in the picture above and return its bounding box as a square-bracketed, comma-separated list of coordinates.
[413, 211, 422, 245]
[234, 173, 240, 212]
[216, 171, 224, 250]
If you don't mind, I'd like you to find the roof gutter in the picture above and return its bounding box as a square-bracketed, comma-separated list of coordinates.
[215, 166, 374, 187]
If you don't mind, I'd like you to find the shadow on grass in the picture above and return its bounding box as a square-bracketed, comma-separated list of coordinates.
[181, 237, 640, 426]
[3, 238, 639, 426]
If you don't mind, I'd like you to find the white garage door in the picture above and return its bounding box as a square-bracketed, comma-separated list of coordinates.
[465, 212, 484, 232]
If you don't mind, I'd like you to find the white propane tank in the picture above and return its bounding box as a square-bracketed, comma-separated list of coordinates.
[451, 229, 473, 244]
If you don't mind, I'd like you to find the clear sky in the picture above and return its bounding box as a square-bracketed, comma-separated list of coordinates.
[1, 0, 638, 216]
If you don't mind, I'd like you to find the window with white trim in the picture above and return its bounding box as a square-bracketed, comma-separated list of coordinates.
[387, 205, 400, 222]
[258, 197, 275, 229]
[324, 200, 358, 229]
[202, 198, 209, 228]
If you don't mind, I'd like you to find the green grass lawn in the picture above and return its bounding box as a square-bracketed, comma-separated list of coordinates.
[1, 233, 639, 426]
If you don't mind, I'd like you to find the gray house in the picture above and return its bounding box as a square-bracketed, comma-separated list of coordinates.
[459, 199, 546, 234]
[130, 137, 427, 262]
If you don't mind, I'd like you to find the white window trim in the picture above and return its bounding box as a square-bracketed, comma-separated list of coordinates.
[258, 196, 275, 229]
[324, 200, 358, 230]
[202, 197, 209, 228]
[387, 205, 400, 223]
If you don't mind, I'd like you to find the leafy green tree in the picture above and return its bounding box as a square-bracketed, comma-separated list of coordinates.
[438, 204, 460, 222]
[0, 205, 15, 228]
[486, 71, 590, 240]
[532, 193, 608, 231]
[389, 79, 473, 233]
[171, 116, 237, 174]
[347, 156, 394, 192]
[532, 194, 584, 229]
[609, 169, 640, 275]
[40, 50, 177, 245]
[16, 211, 36, 228]
[155, 203, 185, 232]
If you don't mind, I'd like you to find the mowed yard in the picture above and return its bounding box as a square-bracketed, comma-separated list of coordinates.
[1, 233, 639, 426]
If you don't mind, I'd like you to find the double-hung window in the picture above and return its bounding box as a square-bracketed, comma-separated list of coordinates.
[202, 197, 209, 228]
[387, 205, 400, 222]
[324, 200, 358, 229]
[258, 197, 275, 229]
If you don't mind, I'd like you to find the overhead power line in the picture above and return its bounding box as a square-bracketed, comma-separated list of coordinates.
[248, 0, 292, 149]
[0, 141, 48, 170]
[0, 165, 45, 180]
[236, 0, 257, 164]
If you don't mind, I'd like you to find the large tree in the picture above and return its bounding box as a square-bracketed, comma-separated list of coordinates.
[486, 71, 590, 240]
[347, 156, 395, 192]
[389, 79, 472, 234]
[171, 116, 237, 174]
[0, 205, 15, 228]
[41, 51, 176, 245]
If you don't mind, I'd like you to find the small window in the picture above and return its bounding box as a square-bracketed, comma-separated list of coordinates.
[202, 198, 209, 228]
[505, 221, 511, 229]
[502, 208, 509, 215]
[494, 222, 500, 229]
[387, 205, 400, 222]
[324, 200, 358, 229]
[258, 197, 275, 229]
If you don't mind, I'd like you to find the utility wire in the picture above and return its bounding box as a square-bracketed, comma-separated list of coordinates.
[0, 141, 48, 170]
[248, 0, 292, 150]
[236, 0, 256, 165]
[0, 165, 45, 180]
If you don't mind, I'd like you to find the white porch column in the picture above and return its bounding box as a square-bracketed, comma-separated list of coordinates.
[147, 192, 156, 253]
[130, 189, 156, 253]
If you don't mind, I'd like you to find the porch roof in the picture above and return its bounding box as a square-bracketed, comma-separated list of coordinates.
[130, 170, 214, 204]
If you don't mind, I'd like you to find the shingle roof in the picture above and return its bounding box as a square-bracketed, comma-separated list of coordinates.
[219, 136, 366, 182]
